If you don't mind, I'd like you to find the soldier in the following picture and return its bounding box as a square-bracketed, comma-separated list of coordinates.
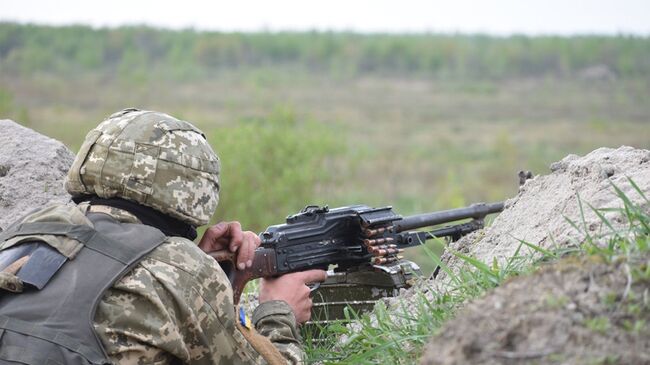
[0, 108, 325, 364]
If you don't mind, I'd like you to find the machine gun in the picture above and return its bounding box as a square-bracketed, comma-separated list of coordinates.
[208, 202, 504, 307]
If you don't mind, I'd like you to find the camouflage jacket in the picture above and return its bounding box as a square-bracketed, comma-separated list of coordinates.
[85, 204, 304, 365]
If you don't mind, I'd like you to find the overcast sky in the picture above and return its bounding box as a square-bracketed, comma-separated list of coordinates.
[1, 0, 648, 35]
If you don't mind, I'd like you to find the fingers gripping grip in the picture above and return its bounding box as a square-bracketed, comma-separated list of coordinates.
[207, 248, 278, 305]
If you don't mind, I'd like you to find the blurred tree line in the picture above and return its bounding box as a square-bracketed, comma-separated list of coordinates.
[1, 22, 648, 80]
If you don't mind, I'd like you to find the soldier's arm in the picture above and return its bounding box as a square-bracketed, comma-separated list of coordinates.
[247, 270, 327, 364]
[253, 300, 305, 364]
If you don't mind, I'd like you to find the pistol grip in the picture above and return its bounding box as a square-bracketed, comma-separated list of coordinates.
[207, 248, 278, 305]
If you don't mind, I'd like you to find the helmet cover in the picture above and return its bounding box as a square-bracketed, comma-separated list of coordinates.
[65, 108, 220, 226]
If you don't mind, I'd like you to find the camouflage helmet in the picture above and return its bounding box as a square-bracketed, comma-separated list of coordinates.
[65, 108, 220, 227]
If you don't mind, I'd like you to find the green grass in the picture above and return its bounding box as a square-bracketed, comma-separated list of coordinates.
[305, 181, 650, 364]
[2, 24, 649, 279]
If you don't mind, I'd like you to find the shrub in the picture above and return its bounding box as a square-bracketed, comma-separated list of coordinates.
[208, 107, 343, 231]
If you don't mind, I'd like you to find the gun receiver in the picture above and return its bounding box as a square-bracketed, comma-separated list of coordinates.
[208, 202, 504, 304]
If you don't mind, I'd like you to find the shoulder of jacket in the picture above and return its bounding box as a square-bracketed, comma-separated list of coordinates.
[125, 236, 234, 319]
[141, 236, 223, 280]
[13, 203, 92, 227]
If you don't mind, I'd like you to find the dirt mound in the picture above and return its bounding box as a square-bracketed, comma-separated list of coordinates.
[420, 253, 650, 365]
[416, 146, 650, 364]
[441, 146, 650, 274]
[0, 120, 74, 230]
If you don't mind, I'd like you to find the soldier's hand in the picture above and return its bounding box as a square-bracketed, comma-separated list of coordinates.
[198, 221, 260, 270]
[259, 270, 328, 324]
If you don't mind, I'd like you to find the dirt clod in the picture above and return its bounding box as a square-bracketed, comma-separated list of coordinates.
[0, 120, 74, 230]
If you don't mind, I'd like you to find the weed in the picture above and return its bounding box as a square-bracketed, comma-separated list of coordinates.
[584, 316, 611, 334]
[544, 294, 569, 309]
[622, 319, 646, 334]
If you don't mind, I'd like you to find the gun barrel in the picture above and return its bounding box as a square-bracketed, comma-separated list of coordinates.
[394, 202, 504, 232]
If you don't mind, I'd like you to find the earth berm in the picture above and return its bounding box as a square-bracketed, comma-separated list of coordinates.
[419, 146, 649, 365]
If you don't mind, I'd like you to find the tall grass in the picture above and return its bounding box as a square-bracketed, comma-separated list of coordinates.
[306, 181, 649, 364]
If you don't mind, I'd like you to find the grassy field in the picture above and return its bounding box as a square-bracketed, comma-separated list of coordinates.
[4, 71, 649, 273]
[3, 73, 648, 208]
[1, 24, 649, 271]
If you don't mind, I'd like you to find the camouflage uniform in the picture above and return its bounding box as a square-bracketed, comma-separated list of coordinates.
[61, 109, 304, 364]
[85, 204, 303, 364]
